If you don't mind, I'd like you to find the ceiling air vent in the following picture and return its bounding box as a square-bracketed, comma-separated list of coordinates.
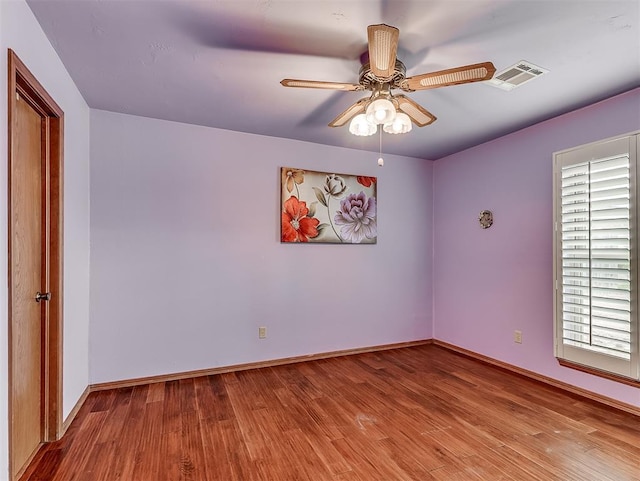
[487, 61, 549, 91]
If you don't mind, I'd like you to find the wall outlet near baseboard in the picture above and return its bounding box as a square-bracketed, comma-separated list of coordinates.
[259, 326, 267, 339]
[514, 330, 522, 344]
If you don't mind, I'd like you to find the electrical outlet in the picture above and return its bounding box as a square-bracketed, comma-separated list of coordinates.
[514, 330, 522, 344]
[258, 326, 267, 339]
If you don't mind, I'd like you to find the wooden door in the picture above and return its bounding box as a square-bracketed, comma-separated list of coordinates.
[10, 88, 45, 479]
[8, 49, 64, 481]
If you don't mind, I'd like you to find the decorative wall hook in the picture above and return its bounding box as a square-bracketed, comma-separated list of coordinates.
[479, 210, 493, 229]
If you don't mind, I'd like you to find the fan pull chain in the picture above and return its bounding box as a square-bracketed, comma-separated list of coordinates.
[378, 129, 384, 167]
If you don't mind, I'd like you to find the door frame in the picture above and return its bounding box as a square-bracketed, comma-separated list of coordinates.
[7, 48, 64, 480]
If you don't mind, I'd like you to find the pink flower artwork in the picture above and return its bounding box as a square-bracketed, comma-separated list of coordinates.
[334, 192, 377, 243]
[281, 167, 377, 244]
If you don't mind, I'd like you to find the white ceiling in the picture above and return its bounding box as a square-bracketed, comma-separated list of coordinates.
[26, 0, 640, 160]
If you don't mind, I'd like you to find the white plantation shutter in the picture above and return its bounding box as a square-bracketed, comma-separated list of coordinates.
[561, 156, 631, 358]
[554, 134, 639, 380]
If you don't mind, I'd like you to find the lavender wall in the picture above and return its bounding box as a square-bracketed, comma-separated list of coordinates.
[89, 110, 433, 384]
[433, 88, 640, 407]
[0, 1, 91, 479]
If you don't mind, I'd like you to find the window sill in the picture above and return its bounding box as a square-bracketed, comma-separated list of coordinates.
[557, 358, 640, 387]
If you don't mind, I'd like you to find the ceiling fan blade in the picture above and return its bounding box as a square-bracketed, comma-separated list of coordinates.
[367, 24, 399, 79]
[329, 98, 368, 127]
[395, 95, 437, 127]
[401, 62, 496, 91]
[281, 79, 363, 91]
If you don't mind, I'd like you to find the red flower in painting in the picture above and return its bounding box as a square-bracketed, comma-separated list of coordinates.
[357, 176, 377, 188]
[281, 196, 320, 242]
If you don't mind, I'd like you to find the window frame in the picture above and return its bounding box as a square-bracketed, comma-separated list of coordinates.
[553, 132, 639, 382]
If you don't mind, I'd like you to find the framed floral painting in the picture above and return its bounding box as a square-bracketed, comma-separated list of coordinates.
[281, 167, 377, 244]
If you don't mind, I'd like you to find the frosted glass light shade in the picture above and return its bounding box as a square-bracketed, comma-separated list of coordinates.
[365, 98, 396, 125]
[349, 114, 377, 136]
[383, 112, 412, 134]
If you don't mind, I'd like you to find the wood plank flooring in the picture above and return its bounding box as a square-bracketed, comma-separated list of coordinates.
[20, 344, 640, 481]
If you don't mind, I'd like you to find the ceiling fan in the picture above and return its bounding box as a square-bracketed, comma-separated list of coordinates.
[281, 24, 496, 135]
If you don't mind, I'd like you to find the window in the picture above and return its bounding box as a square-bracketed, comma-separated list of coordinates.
[553, 133, 639, 381]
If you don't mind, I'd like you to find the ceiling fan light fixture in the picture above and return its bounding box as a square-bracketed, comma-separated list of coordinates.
[281, 24, 494, 135]
[383, 112, 412, 134]
[365, 98, 396, 125]
[349, 113, 377, 136]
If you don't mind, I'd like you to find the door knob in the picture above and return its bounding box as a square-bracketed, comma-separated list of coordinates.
[35, 292, 51, 302]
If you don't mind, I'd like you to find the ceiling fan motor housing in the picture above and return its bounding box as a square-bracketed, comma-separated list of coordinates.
[359, 60, 409, 91]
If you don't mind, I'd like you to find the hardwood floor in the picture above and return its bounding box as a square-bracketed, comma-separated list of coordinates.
[21, 345, 640, 481]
